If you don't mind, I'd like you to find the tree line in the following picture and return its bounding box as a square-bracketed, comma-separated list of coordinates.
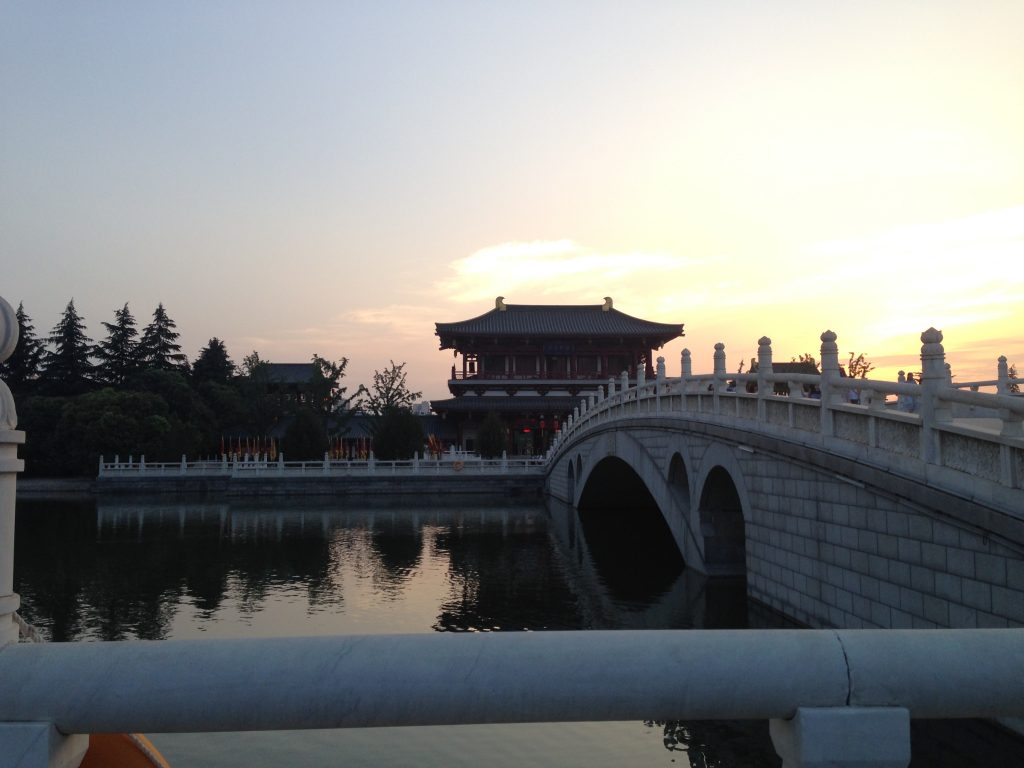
[0, 300, 423, 476]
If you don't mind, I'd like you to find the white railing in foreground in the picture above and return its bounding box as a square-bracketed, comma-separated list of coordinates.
[99, 454, 547, 478]
[547, 329, 1024, 493]
[0, 629, 1022, 766]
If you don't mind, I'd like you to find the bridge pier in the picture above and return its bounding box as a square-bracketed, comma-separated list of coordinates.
[770, 707, 910, 768]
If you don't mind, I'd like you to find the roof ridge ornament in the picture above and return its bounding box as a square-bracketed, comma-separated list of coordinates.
[602, 297, 613, 312]
[495, 296, 507, 311]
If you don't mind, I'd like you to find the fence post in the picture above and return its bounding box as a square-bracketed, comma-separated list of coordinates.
[713, 343, 726, 414]
[0, 296, 26, 648]
[180, 454, 187, 475]
[997, 356, 1009, 395]
[756, 336, 773, 421]
[819, 330, 840, 438]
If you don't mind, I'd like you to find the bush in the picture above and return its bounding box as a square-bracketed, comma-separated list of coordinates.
[477, 412, 506, 458]
[371, 408, 424, 460]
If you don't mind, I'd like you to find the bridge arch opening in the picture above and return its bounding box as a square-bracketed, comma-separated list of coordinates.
[576, 456, 684, 602]
[566, 461, 575, 503]
[668, 452, 691, 510]
[697, 466, 747, 577]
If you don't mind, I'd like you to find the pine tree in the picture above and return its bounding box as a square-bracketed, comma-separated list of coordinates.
[138, 303, 187, 371]
[42, 299, 94, 395]
[0, 302, 46, 396]
[95, 303, 140, 386]
[192, 337, 235, 384]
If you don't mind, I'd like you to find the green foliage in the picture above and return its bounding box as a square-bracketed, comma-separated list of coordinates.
[17, 396, 71, 476]
[42, 300, 94, 395]
[138, 303, 188, 371]
[192, 337, 234, 385]
[283, 408, 328, 461]
[0, 302, 45, 396]
[94, 303, 140, 385]
[370, 408, 424, 460]
[362, 360, 422, 416]
[477, 412, 507, 458]
[1009, 363, 1020, 394]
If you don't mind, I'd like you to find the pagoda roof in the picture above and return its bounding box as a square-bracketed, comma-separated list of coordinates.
[436, 298, 683, 349]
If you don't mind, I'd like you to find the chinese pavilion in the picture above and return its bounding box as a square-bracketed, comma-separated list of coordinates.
[431, 296, 684, 455]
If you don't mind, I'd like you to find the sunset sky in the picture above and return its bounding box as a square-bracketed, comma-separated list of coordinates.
[3, 2, 1022, 400]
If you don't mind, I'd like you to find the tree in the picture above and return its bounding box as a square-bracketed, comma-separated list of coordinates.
[362, 360, 422, 416]
[138, 303, 187, 371]
[94, 303, 140, 386]
[0, 302, 45, 396]
[42, 299, 94, 395]
[846, 352, 875, 379]
[307, 354, 363, 434]
[282, 408, 328, 460]
[477, 412, 507, 458]
[238, 351, 284, 435]
[792, 353, 819, 370]
[370, 408, 424, 460]
[192, 337, 235, 385]
[1009, 363, 1020, 394]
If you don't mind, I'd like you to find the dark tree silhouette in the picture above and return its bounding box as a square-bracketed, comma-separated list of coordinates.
[138, 303, 187, 371]
[370, 407, 424, 460]
[94, 303, 140, 386]
[0, 302, 45, 396]
[192, 337, 234, 384]
[476, 412, 507, 458]
[42, 300, 94, 395]
[307, 354, 363, 436]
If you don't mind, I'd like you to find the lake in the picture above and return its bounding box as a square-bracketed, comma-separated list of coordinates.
[12, 496, 1017, 766]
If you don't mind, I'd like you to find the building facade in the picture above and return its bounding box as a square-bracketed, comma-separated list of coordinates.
[431, 296, 684, 455]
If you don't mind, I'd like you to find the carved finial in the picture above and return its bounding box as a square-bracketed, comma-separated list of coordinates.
[714, 342, 725, 351]
[495, 296, 506, 311]
[820, 330, 837, 344]
[0, 297, 17, 364]
[921, 327, 943, 344]
[602, 296, 613, 311]
[758, 336, 772, 347]
[0, 296, 19, 430]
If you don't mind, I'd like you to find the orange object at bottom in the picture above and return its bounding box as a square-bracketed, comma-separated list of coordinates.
[79, 733, 171, 768]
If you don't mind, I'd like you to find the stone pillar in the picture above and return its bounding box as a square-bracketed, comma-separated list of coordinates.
[636, 363, 645, 390]
[712, 343, 726, 394]
[0, 296, 24, 649]
[819, 330, 840, 437]
[997, 356, 1009, 395]
[769, 707, 910, 768]
[681, 348, 692, 378]
[919, 327, 951, 423]
[656, 356, 666, 381]
[607, 377, 616, 397]
[620, 369, 629, 395]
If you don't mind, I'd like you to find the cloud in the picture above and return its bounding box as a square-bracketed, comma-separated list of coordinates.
[435, 239, 699, 306]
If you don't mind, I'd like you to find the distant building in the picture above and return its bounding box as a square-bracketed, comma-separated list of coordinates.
[431, 296, 684, 455]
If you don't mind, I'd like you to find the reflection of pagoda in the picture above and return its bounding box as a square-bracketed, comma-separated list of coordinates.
[431, 297, 684, 455]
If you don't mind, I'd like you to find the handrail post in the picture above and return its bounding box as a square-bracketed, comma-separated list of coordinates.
[919, 327, 951, 464]
[819, 330, 840, 437]
[0, 297, 26, 649]
[770, 707, 910, 768]
[713, 343, 726, 414]
[756, 336, 772, 421]
[997, 355, 1009, 395]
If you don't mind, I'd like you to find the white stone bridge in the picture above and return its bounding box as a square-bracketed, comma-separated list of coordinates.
[545, 328, 1024, 630]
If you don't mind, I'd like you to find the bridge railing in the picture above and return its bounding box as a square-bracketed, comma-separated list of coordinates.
[548, 329, 1024, 494]
[98, 453, 547, 478]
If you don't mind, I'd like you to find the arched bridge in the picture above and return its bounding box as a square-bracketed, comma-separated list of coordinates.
[546, 329, 1024, 630]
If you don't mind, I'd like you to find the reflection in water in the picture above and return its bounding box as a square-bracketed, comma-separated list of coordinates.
[13, 497, 1021, 767]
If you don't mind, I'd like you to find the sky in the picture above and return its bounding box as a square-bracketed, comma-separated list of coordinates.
[3, 1, 1022, 401]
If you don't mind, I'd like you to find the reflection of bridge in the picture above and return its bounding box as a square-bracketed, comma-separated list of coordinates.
[546, 329, 1024, 630]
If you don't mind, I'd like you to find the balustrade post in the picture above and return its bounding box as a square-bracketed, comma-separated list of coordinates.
[607, 377, 616, 398]
[681, 348, 692, 381]
[997, 356, 1009, 395]
[918, 328, 951, 464]
[756, 337, 773, 420]
[636, 363, 645, 391]
[0, 296, 24, 649]
[770, 707, 910, 768]
[712, 343, 726, 414]
[620, 370, 629, 399]
[819, 331, 840, 437]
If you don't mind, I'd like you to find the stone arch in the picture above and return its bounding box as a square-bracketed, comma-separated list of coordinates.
[667, 451, 692, 514]
[575, 455, 684, 599]
[695, 455, 748, 577]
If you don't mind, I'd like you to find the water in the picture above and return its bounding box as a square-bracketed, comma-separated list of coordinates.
[12, 497, 1019, 766]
